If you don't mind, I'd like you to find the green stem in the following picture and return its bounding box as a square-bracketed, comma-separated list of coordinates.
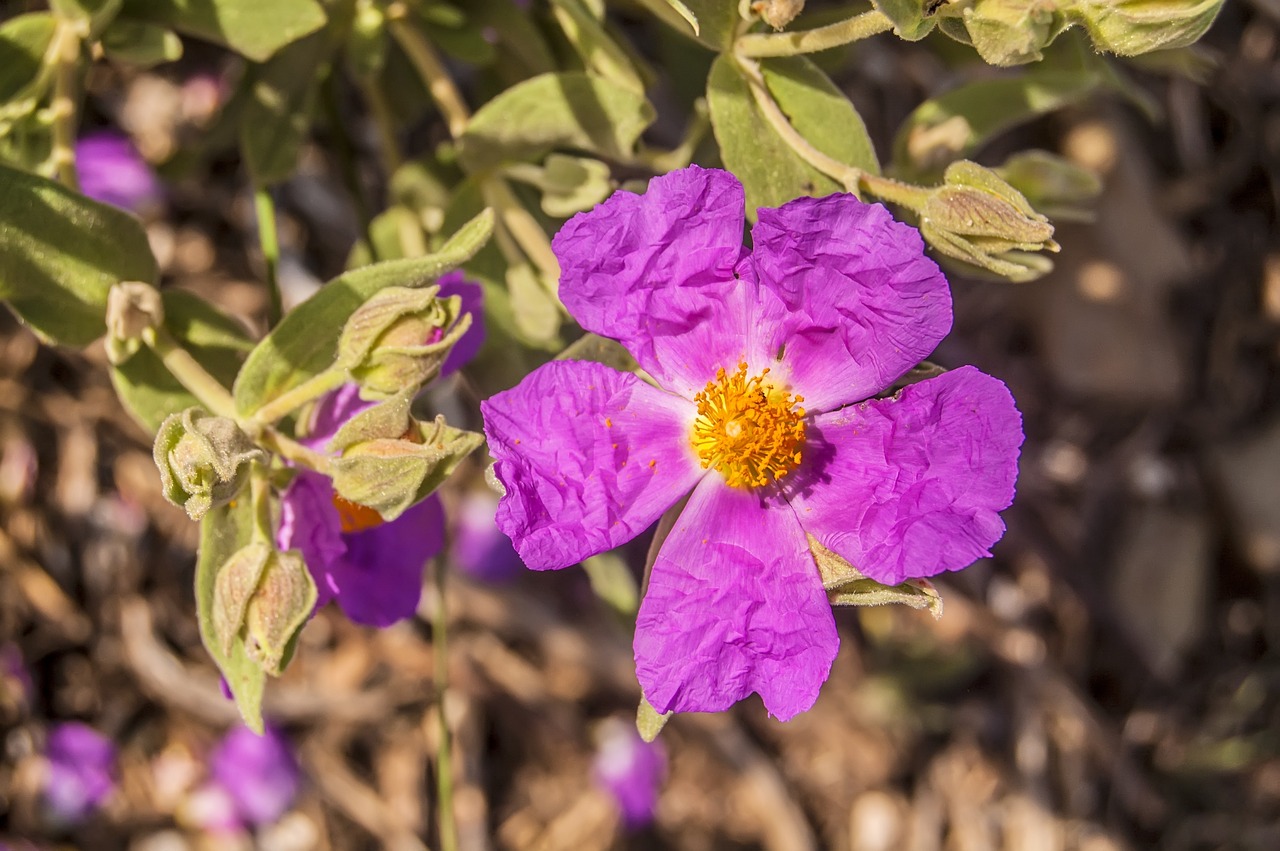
[48, 21, 81, 190]
[322, 71, 378, 260]
[386, 6, 470, 138]
[735, 9, 893, 57]
[734, 54, 932, 210]
[254, 186, 283, 327]
[356, 73, 405, 176]
[481, 179, 561, 285]
[258, 428, 333, 475]
[432, 558, 458, 851]
[246, 368, 350, 432]
[249, 462, 273, 544]
[144, 327, 238, 420]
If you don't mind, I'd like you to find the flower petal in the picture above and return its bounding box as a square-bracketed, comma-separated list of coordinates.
[276, 470, 346, 609]
[554, 166, 755, 397]
[750, 195, 952, 412]
[482, 360, 702, 571]
[791, 366, 1023, 585]
[634, 476, 839, 721]
[436, 271, 485, 379]
[304, 384, 376, 448]
[328, 495, 444, 626]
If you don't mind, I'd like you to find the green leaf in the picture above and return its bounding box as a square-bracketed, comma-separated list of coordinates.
[233, 208, 494, 417]
[708, 54, 877, 215]
[99, 19, 183, 67]
[51, 0, 123, 39]
[0, 164, 157, 346]
[641, 0, 735, 48]
[810, 535, 944, 619]
[549, 0, 646, 93]
[196, 497, 267, 732]
[0, 13, 56, 106]
[636, 695, 672, 742]
[892, 70, 1103, 179]
[111, 290, 253, 432]
[240, 31, 331, 185]
[457, 71, 655, 172]
[871, 0, 938, 40]
[118, 0, 326, 61]
[583, 551, 639, 616]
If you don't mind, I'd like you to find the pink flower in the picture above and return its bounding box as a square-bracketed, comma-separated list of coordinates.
[593, 720, 664, 829]
[481, 166, 1022, 719]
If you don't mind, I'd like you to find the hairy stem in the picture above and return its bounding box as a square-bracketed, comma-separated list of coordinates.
[246, 368, 349, 433]
[735, 9, 893, 57]
[144, 327, 238, 420]
[386, 6, 470, 137]
[257, 428, 333, 475]
[48, 21, 81, 190]
[254, 187, 283, 327]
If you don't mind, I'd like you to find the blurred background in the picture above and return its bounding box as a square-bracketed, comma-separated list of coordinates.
[1, 1, 1278, 849]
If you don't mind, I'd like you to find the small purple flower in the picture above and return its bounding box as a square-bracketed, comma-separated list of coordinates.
[208, 725, 299, 827]
[43, 723, 116, 824]
[481, 166, 1023, 720]
[277, 272, 483, 627]
[593, 720, 664, 830]
[451, 491, 523, 582]
[75, 131, 161, 213]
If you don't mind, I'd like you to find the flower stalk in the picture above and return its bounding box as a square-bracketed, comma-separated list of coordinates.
[735, 9, 893, 57]
[247, 367, 350, 432]
[254, 186, 283, 327]
[48, 20, 82, 190]
[144, 326, 238, 420]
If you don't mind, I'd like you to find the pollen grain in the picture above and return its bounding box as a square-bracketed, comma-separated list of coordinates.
[690, 362, 806, 489]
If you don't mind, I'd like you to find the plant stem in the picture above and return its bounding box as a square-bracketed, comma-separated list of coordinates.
[734, 54, 932, 210]
[432, 557, 458, 851]
[246, 368, 349, 432]
[482, 179, 561, 285]
[356, 74, 405, 176]
[386, 6, 470, 137]
[735, 9, 893, 57]
[254, 186, 283, 326]
[257, 428, 333, 474]
[249, 462, 273, 544]
[48, 21, 81, 190]
[144, 327, 238, 420]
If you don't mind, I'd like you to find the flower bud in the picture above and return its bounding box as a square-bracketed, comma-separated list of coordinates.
[213, 544, 315, 676]
[959, 0, 1068, 66]
[751, 0, 805, 30]
[326, 395, 483, 521]
[335, 285, 471, 399]
[919, 160, 1059, 283]
[153, 408, 265, 520]
[105, 281, 164, 365]
[1067, 0, 1224, 56]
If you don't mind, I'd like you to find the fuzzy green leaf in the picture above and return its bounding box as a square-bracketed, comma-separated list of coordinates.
[0, 13, 55, 106]
[118, 0, 326, 61]
[0, 164, 157, 346]
[99, 19, 184, 67]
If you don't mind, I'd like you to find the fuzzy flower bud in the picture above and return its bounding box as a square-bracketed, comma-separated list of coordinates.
[213, 544, 315, 676]
[918, 160, 1059, 283]
[336, 285, 471, 399]
[153, 408, 265, 520]
[324, 393, 483, 521]
[959, 0, 1067, 65]
[105, 281, 164, 365]
[751, 0, 806, 30]
[1067, 0, 1224, 56]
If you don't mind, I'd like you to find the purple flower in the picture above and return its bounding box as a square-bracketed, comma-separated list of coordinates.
[481, 166, 1023, 720]
[451, 490, 523, 582]
[277, 272, 483, 627]
[43, 723, 116, 824]
[208, 725, 299, 827]
[75, 131, 161, 213]
[593, 720, 664, 830]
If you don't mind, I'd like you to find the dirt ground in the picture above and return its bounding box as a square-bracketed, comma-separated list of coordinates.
[2, 3, 1279, 850]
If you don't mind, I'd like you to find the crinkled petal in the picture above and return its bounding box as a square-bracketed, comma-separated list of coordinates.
[791, 366, 1023, 585]
[436, 271, 485, 379]
[750, 195, 952, 412]
[328, 495, 444, 626]
[482, 360, 702, 571]
[634, 476, 839, 721]
[554, 166, 755, 397]
[276, 470, 346, 609]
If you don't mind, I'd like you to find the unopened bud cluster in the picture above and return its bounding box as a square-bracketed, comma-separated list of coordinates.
[154, 408, 265, 520]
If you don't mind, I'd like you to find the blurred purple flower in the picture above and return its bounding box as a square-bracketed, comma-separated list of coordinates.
[208, 726, 299, 828]
[482, 166, 1023, 720]
[277, 272, 483, 627]
[593, 720, 664, 830]
[451, 490, 523, 582]
[75, 131, 161, 213]
[43, 723, 116, 824]
[1, 643, 33, 710]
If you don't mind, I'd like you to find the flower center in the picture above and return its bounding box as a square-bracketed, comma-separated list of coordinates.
[690, 362, 806, 489]
[331, 492, 384, 534]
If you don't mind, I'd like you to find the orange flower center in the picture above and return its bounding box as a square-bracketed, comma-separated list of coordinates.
[690, 362, 806, 489]
[332, 493, 384, 534]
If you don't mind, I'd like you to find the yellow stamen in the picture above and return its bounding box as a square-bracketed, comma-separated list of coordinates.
[332, 493, 384, 534]
[690, 362, 806, 489]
